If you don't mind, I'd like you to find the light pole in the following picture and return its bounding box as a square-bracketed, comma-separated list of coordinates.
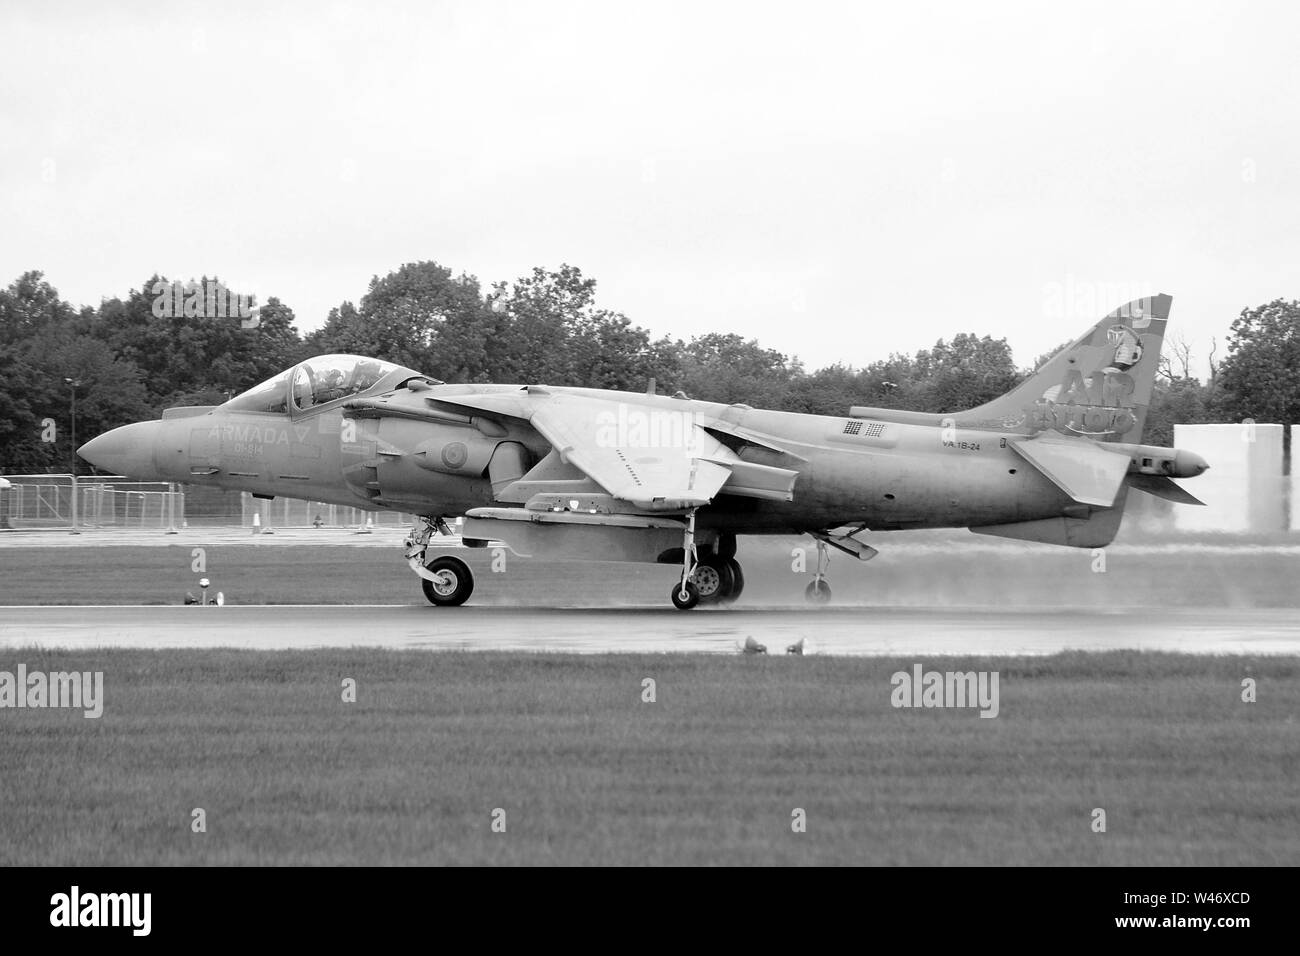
[65, 377, 82, 534]
[64, 377, 82, 476]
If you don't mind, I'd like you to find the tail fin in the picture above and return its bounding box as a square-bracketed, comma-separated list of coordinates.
[963, 293, 1171, 445]
[968, 293, 1172, 548]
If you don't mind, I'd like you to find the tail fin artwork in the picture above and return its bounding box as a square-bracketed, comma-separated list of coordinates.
[968, 294, 1179, 548]
[962, 293, 1171, 444]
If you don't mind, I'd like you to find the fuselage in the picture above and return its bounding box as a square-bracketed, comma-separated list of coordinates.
[84, 380, 1082, 535]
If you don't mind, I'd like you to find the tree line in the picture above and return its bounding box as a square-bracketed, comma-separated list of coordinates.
[0, 260, 1294, 473]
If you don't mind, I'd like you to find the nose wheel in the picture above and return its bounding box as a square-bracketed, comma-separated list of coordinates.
[407, 516, 475, 606]
[421, 556, 475, 606]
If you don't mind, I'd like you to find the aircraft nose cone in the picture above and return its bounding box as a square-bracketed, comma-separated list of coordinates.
[1173, 449, 1210, 478]
[78, 421, 162, 479]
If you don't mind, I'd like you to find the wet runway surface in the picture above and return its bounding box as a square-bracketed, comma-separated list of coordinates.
[2, 605, 1297, 655]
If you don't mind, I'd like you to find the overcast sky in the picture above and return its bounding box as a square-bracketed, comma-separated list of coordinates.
[3, 0, 1297, 376]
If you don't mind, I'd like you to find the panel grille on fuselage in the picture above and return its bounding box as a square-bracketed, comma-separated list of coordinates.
[843, 420, 885, 438]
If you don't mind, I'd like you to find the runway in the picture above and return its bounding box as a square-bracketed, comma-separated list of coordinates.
[2, 605, 1298, 655]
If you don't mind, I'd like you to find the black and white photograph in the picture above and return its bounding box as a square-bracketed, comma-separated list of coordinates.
[0, 0, 1294, 927]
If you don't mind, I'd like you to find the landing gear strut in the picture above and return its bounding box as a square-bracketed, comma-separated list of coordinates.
[407, 516, 475, 606]
[671, 509, 701, 609]
[801, 527, 877, 604]
[805, 537, 832, 604]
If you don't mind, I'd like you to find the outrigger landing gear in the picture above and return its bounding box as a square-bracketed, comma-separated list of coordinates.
[407, 516, 475, 607]
[805, 537, 832, 605]
[801, 527, 877, 604]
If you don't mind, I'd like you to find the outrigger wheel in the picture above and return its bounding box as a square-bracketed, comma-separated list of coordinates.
[804, 536, 832, 605]
[804, 578, 832, 604]
[421, 555, 475, 607]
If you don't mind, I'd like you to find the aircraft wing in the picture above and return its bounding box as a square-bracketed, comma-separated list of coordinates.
[353, 384, 801, 511]
[527, 392, 791, 511]
[1009, 435, 1131, 508]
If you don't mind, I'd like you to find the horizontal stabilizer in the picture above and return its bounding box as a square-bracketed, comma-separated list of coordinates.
[1127, 473, 1205, 505]
[1010, 436, 1130, 508]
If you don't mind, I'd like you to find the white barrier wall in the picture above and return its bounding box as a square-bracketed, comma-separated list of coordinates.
[1173, 423, 1285, 532]
[1293, 426, 1300, 532]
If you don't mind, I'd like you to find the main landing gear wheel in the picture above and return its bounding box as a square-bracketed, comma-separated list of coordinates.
[716, 532, 737, 560]
[671, 581, 700, 610]
[422, 555, 474, 607]
[691, 558, 736, 604]
[718, 558, 744, 603]
[805, 579, 832, 604]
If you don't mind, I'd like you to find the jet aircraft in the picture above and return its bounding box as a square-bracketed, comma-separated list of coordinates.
[79, 294, 1208, 609]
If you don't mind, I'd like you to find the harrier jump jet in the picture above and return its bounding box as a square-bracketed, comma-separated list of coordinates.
[80, 295, 1207, 609]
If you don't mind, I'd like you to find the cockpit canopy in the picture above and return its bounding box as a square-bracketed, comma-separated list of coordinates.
[221, 355, 415, 414]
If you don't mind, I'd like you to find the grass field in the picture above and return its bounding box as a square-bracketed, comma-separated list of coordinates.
[3, 536, 1300, 607]
[1, 648, 1296, 865]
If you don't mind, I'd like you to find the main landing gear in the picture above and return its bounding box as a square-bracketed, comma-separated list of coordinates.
[670, 516, 744, 610]
[407, 517, 474, 607]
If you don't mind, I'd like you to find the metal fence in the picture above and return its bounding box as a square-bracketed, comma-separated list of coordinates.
[0, 475, 413, 532]
[0, 475, 182, 532]
[240, 495, 413, 531]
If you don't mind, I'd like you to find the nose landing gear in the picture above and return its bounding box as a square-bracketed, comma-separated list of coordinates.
[407, 516, 475, 607]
